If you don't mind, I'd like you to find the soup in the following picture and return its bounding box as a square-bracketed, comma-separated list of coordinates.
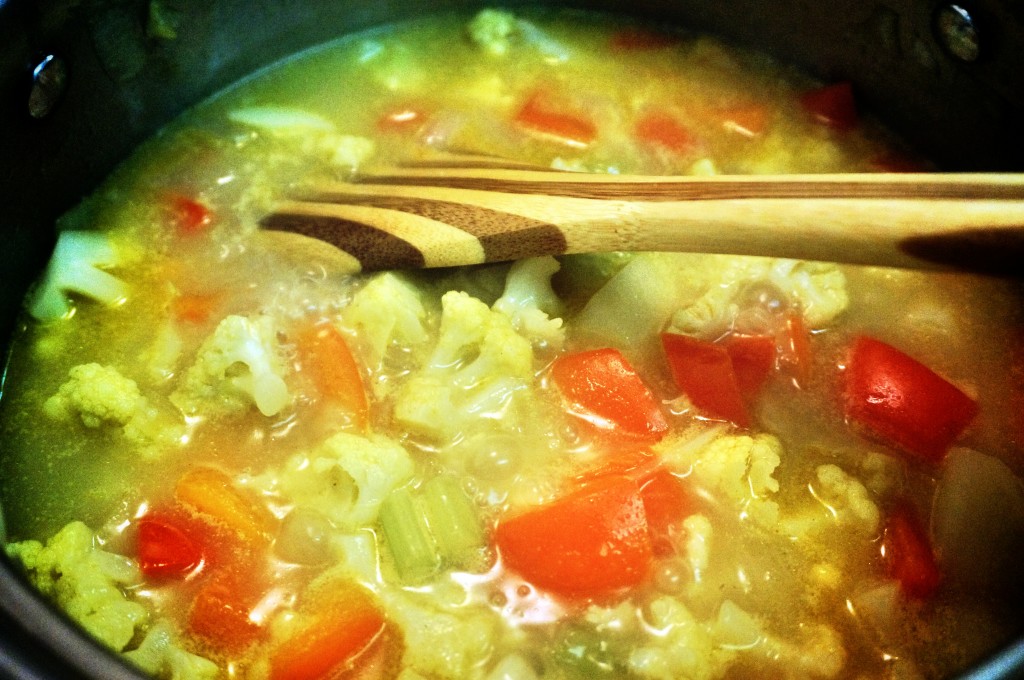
[1, 8, 1022, 680]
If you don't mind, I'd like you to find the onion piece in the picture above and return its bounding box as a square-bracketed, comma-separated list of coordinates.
[931, 447, 1024, 596]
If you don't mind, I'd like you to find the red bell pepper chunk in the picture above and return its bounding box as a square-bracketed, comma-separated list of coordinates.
[551, 348, 669, 443]
[844, 336, 978, 463]
[882, 503, 942, 598]
[188, 569, 268, 651]
[496, 474, 653, 599]
[723, 334, 777, 396]
[296, 323, 370, 431]
[137, 514, 205, 579]
[661, 332, 751, 427]
[514, 91, 597, 147]
[634, 110, 696, 155]
[799, 81, 858, 131]
[268, 579, 386, 680]
[166, 194, 213, 236]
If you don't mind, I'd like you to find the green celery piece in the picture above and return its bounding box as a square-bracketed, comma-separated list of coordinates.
[380, 487, 441, 582]
[421, 476, 484, 565]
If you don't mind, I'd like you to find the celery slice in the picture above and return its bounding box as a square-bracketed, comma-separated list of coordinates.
[421, 476, 484, 566]
[379, 487, 440, 582]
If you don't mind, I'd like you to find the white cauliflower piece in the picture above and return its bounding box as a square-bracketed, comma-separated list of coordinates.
[467, 8, 520, 56]
[780, 464, 881, 539]
[393, 291, 534, 442]
[342, 272, 430, 370]
[682, 514, 713, 585]
[379, 587, 496, 679]
[170, 314, 290, 418]
[5, 522, 147, 652]
[228, 107, 375, 170]
[629, 597, 731, 680]
[669, 257, 848, 336]
[492, 256, 565, 348]
[660, 433, 782, 528]
[44, 363, 142, 428]
[256, 431, 414, 530]
[123, 620, 219, 680]
[43, 363, 184, 452]
[28, 231, 129, 322]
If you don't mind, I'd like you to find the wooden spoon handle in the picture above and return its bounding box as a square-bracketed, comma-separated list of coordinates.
[261, 166, 1024, 275]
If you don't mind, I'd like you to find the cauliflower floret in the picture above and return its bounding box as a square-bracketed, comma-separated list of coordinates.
[669, 257, 848, 336]
[467, 8, 520, 56]
[379, 587, 497, 679]
[342, 272, 430, 371]
[28, 231, 129, 322]
[393, 291, 534, 441]
[254, 431, 414, 530]
[43, 363, 183, 453]
[44, 363, 142, 428]
[492, 256, 565, 348]
[629, 597, 731, 680]
[5, 522, 147, 651]
[171, 314, 290, 418]
[660, 433, 782, 528]
[123, 620, 219, 680]
[780, 464, 881, 539]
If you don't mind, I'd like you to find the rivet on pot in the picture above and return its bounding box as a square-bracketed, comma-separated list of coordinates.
[934, 4, 980, 62]
[28, 54, 68, 119]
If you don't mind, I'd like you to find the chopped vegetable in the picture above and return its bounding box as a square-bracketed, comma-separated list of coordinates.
[188, 570, 267, 651]
[5, 522, 147, 651]
[551, 348, 668, 443]
[268, 578, 386, 680]
[174, 467, 275, 547]
[164, 194, 212, 237]
[799, 82, 858, 131]
[296, 323, 369, 429]
[661, 333, 751, 427]
[844, 336, 978, 462]
[380, 476, 485, 581]
[514, 90, 597, 147]
[496, 474, 653, 598]
[170, 314, 291, 418]
[28, 230, 129, 322]
[882, 503, 941, 598]
[634, 110, 696, 155]
[137, 514, 205, 579]
[492, 256, 566, 348]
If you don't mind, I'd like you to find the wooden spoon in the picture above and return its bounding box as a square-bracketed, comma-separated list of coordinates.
[260, 161, 1024, 276]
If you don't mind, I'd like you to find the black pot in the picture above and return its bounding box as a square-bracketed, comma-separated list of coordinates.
[2, 0, 1023, 677]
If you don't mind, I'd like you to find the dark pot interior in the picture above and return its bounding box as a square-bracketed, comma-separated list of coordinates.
[2, 0, 1024, 677]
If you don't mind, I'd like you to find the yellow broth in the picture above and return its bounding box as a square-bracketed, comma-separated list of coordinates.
[1, 8, 1023, 680]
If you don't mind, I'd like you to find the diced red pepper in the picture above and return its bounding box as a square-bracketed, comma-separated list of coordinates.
[268, 579, 386, 680]
[296, 323, 370, 431]
[551, 348, 669, 443]
[609, 27, 680, 51]
[723, 334, 777, 396]
[137, 514, 205, 579]
[777, 311, 812, 387]
[175, 467, 276, 548]
[634, 110, 696, 155]
[496, 474, 653, 599]
[165, 194, 213, 236]
[799, 81, 858, 131]
[844, 336, 978, 463]
[514, 90, 597, 147]
[882, 503, 942, 598]
[638, 468, 694, 555]
[661, 332, 751, 427]
[719, 105, 769, 138]
[188, 570, 267, 651]
[171, 293, 223, 325]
